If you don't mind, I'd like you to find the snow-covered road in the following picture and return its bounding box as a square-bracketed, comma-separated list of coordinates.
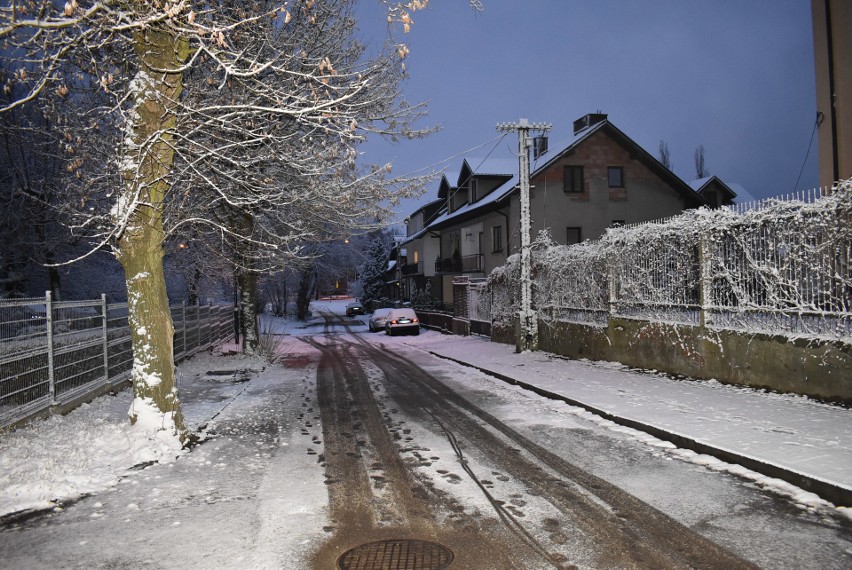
[1, 300, 850, 569]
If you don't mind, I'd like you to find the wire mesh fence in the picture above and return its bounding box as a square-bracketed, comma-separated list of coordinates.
[487, 181, 852, 341]
[0, 295, 233, 429]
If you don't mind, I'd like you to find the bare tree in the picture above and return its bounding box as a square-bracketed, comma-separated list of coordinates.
[694, 144, 709, 179]
[0, 0, 464, 443]
[0, 75, 73, 298]
[658, 140, 671, 170]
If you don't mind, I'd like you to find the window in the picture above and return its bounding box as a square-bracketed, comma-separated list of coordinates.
[470, 179, 479, 201]
[607, 166, 624, 188]
[566, 227, 582, 245]
[492, 225, 503, 252]
[563, 165, 584, 193]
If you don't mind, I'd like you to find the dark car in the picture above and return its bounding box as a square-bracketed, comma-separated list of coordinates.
[345, 302, 364, 316]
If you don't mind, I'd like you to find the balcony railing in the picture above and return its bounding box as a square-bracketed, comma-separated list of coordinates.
[401, 261, 424, 276]
[435, 254, 483, 275]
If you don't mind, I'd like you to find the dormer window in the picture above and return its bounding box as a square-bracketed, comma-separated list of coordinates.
[470, 179, 478, 201]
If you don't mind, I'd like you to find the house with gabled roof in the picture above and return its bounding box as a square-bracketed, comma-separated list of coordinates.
[396, 197, 445, 304]
[688, 175, 756, 208]
[688, 176, 738, 208]
[407, 157, 521, 307]
[400, 113, 711, 308]
[522, 114, 705, 246]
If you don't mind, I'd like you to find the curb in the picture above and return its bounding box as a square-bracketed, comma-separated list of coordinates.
[428, 350, 852, 508]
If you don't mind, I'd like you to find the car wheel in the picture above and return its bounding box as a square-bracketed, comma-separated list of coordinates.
[413, 329, 420, 336]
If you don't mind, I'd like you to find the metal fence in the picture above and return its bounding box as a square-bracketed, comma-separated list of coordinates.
[488, 183, 852, 341]
[0, 293, 233, 429]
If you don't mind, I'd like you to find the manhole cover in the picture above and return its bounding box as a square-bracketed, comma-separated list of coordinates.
[338, 539, 453, 570]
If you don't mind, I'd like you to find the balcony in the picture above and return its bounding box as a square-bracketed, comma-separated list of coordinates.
[401, 261, 424, 276]
[435, 254, 483, 275]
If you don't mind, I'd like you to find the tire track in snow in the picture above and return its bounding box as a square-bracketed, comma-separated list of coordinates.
[346, 332, 759, 570]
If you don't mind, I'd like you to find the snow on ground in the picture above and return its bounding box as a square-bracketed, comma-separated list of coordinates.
[1, 297, 850, 531]
[390, 332, 852, 519]
[0, 311, 313, 520]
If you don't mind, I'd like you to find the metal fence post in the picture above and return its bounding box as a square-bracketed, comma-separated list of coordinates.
[102, 294, 109, 385]
[206, 301, 212, 350]
[181, 301, 187, 359]
[607, 253, 618, 323]
[46, 291, 56, 405]
[698, 234, 713, 328]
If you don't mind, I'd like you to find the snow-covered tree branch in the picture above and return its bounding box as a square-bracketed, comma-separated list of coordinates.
[0, 0, 469, 443]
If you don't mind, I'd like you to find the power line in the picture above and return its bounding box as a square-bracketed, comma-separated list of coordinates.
[394, 133, 508, 179]
[793, 112, 823, 192]
[416, 133, 510, 229]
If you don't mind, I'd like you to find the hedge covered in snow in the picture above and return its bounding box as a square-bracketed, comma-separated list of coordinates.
[489, 180, 852, 341]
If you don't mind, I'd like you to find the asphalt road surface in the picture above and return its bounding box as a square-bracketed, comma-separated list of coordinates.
[1, 312, 849, 569]
[309, 313, 851, 569]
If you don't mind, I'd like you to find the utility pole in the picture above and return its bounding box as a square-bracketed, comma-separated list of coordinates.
[497, 118, 551, 352]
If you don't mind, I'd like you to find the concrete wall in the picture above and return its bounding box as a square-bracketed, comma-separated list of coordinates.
[424, 233, 440, 277]
[481, 209, 509, 274]
[529, 318, 852, 402]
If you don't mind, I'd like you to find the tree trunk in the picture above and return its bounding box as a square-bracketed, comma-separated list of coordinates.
[237, 266, 259, 354]
[230, 212, 260, 354]
[36, 220, 61, 300]
[296, 266, 315, 321]
[116, 25, 190, 442]
[187, 267, 201, 306]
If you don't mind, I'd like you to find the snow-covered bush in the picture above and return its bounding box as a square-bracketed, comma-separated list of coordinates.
[487, 180, 851, 339]
[532, 233, 609, 325]
[487, 254, 519, 329]
[411, 282, 438, 312]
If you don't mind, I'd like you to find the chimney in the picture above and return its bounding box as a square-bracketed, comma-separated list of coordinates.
[573, 112, 608, 135]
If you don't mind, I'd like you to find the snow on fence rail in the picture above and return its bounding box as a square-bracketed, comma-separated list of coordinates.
[0, 294, 233, 429]
[489, 181, 852, 341]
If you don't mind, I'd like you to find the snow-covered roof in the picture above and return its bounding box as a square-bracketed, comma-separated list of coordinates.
[408, 198, 444, 219]
[688, 176, 714, 192]
[428, 175, 517, 230]
[438, 172, 458, 200]
[729, 183, 757, 204]
[418, 116, 703, 233]
[531, 120, 703, 207]
[689, 175, 744, 204]
[528, 120, 609, 176]
[462, 156, 517, 179]
[399, 226, 430, 247]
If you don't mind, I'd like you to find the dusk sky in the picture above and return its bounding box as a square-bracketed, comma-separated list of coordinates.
[355, 0, 819, 222]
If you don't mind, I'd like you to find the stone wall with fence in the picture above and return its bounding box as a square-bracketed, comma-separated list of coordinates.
[485, 183, 852, 402]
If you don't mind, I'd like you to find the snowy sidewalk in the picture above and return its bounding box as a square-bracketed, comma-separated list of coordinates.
[407, 335, 852, 507]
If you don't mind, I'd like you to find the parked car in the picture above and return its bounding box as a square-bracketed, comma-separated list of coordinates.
[345, 302, 364, 316]
[384, 308, 420, 336]
[368, 308, 392, 332]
